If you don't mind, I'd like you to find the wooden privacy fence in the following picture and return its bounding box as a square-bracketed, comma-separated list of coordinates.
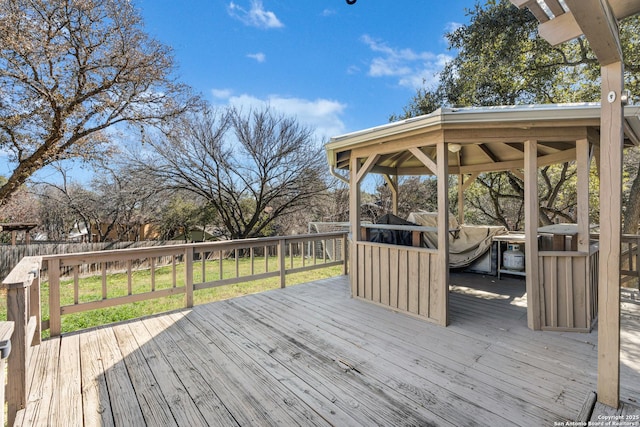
[1, 232, 348, 425]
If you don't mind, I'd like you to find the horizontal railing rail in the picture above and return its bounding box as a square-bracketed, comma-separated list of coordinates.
[44, 232, 349, 336]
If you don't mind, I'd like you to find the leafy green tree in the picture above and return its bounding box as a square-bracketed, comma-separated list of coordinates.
[158, 195, 205, 242]
[0, 0, 201, 206]
[440, 0, 639, 106]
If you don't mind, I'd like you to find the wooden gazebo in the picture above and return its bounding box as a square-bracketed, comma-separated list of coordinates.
[328, 0, 640, 409]
[326, 102, 640, 409]
[326, 103, 640, 328]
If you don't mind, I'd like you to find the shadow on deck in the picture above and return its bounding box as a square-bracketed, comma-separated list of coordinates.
[14, 273, 640, 426]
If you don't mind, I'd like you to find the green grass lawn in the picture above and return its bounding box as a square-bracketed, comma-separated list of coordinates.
[1, 255, 343, 337]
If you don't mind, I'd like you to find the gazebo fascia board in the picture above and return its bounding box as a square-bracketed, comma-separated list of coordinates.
[327, 104, 640, 180]
[327, 104, 640, 171]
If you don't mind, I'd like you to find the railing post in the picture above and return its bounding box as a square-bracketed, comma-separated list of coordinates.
[278, 239, 286, 288]
[3, 257, 41, 427]
[48, 258, 62, 337]
[30, 273, 42, 345]
[0, 321, 14, 427]
[342, 233, 349, 275]
[6, 281, 28, 427]
[185, 247, 194, 308]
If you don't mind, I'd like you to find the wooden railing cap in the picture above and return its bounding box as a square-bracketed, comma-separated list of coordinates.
[1, 256, 42, 289]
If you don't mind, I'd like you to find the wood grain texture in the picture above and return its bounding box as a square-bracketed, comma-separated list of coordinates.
[13, 275, 640, 426]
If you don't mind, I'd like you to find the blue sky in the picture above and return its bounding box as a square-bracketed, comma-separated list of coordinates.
[136, 0, 479, 139]
[2, 0, 480, 184]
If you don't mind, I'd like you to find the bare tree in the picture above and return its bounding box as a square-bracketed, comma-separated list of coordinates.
[0, 0, 201, 206]
[36, 162, 164, 241]
[465, 165, 578, 230]
[140, 106, 329, 240]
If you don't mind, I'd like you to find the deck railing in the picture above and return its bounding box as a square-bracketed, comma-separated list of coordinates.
[620, 234, 640, 303]
[1, 232, 348, 425]
[591, 233, 640, 304]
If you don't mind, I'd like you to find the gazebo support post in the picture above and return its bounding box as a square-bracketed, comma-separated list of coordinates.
[457, 174, 464, 225]
[349, 155, 362, 298]
[383, 174, 399, 215]
[437, 142, 450, 326]
[597, 60, 623, 409]
[524, 139, 542, 330]
[576, 139, 590, 253]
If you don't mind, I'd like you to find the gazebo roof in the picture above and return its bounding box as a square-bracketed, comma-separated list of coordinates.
[326, 103, 640, 175]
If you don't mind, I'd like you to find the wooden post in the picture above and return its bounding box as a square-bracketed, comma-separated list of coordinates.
[576, 139, 590, 253]
[184, 247, 194, 308]
[458, 174, 464, 226]
[48, 258, 61, 337]
[6, 279, 28, 427]
[524, 139, 542, 330]
[349, 155, 361, 297]
[383, 174, 398, 215]
[29, 274, 41, 346]
[342, 233, 349, 276]
[278, 239, 286, 288]
[597, 61, 623, 408]
[0, 322, 14, 427]
[436, 142, 449, 326]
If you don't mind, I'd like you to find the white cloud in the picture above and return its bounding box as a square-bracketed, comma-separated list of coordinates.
[360, 34, 452, 89]
[445, 21, 463, 34]
[228, 1, 283, 29]
[321, 9, 336, 17]
[212, 91, 347, 139]
[247, 52, 266, 63]
[212, 88, 234, 99]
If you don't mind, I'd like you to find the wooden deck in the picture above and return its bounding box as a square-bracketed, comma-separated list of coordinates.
[14, 274, 640, 426]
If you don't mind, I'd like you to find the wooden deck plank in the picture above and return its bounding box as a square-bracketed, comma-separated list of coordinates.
[138, 315, 240, 426]
[167, 311, 329, 427]
[184, 308, 373, 427]
[16, 274, 640, 426]
[185, 308, 360, 426]
[203, 298, 452, 427]
[151, 310, 310, 426]
[79, 329, 115, 427]
[218, 293, 508, 426]
[284, 280, 598, 397]
[125, 320, 211, 427]
[95, 326, 146, 426]
[251, 282, 582, 424]
[54, 333, 82, 426]
[16, 337, 59, 426]
[111, 323, 179, 426]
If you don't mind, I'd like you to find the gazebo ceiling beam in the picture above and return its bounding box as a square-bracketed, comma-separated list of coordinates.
[392, 151, 414, 168]
[504, 142, 525, 153]
[478, 143, 500, 163]
[409, 147, 438, 174]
